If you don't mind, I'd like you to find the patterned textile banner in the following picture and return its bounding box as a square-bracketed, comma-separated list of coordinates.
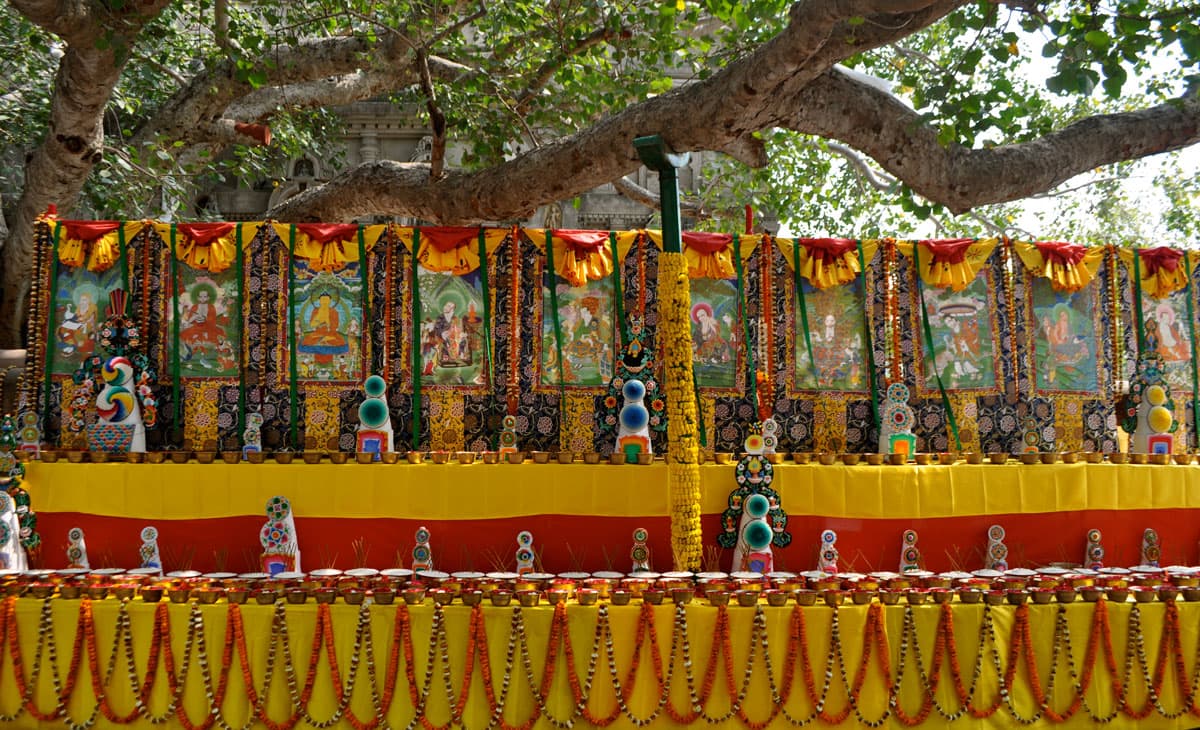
[417, 266, 490, 389]
[25, 219, 1200, 455]
[51, 266, 121, 375]
[688, 277, 739, 390]
[539, 274, 615, 388]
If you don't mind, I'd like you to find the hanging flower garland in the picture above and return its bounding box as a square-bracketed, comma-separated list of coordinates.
[4, 591, 1200, 728]
[657, 249, 703, 571]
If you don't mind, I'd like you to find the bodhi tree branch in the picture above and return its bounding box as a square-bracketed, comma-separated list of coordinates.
[778, 67, 1200, 213]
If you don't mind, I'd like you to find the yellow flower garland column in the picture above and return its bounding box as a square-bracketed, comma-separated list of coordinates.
[659, 251, 703, 570]
[635, 134, 702, 570]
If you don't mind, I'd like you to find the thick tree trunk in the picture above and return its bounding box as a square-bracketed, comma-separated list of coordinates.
[0, 1, 170, 348]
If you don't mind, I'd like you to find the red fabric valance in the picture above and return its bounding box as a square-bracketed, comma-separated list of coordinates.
[1036, 241, 1087, 267]
[63, 221, 120, 241]
[177, 223, 236, 245]
[1140, 246, 1183, 274]
[295, 223, 359, 244]
[799, 238, 857, 264]
[420, 226, 481, 253]
[920, 238, 975, 264]
[682, 231, 733, 255]
[554, 229, 609, 255]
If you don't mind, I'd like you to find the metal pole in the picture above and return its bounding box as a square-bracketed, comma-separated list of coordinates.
[634, 135, 691, 253]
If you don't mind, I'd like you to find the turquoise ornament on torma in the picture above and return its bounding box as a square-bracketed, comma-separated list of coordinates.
[356, 375, 394, 455]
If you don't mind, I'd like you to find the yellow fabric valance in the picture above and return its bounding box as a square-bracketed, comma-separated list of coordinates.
[895, 238, 998, 291]
[56, 221, 147, 272]
[1013, 241, 1106, 293]
[152, 222, 261, 273]
[1117, 247, 1200, 299]
[525, 229, 639, 286]
[775, 238, 879, 289]
[391, 226, 509, 275]
[271, 223, 388, 272]
[644, 231, 761, 279]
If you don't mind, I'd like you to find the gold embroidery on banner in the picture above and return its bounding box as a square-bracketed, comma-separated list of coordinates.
[304, 384, 343, 451]
[813, 395, 846, 453]
[185, 382, 221, 450]
[428, 390, 463, 451]
[1054, 395, 1083, 453]
[950, 392, 980, 454]
[700, 394, 716, 455]
[60, 380, 87, 449]
[561, 392, 594, 455]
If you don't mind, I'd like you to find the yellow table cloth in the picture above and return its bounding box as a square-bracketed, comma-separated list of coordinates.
[1, 594, 1199, 729]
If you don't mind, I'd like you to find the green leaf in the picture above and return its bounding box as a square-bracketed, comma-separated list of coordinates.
[1084, 30, 1111, 49]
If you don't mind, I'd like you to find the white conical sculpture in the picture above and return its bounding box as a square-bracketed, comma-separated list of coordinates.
[899, 529, 921, 573]
[139, 526, 162, 574]
[90, 356, 145, 453]
[616, 379, 652, 462]
[630, 527, 651, 573]
[412, 526, 433, 571]
[0, 493, 27, 571]
[878, 382, 917, 457]
[356, 375, 394, 458]
[516, 531, 535, 575]
[818, 530, 839, 574]
[1123, 320, 1176, 454]
[1141, 528, 1161, 567]
[1085, 529, 1104, 570]
[259, 496, 300, 575]
[734, 492, 774, 574]
[987, 525, 1009, 571]
[67, 527, 90, 570]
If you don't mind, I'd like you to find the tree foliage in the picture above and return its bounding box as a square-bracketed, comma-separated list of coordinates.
[0, 0, 1198, 346]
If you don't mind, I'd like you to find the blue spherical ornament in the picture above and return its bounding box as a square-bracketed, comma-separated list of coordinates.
[359, 398, 390, 429]
[743, 520, 773, 551]
[745, 493, 770, 519]
[620, 403, 649, 430]
[622, 379, 646, 402]
[364, 375, 387, 398]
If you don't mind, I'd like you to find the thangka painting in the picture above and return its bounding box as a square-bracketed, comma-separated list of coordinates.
[170, 266, 240, 377]
[288, 260, 364, 381]
[1029, 277, 1101, 394]
[540, 277, 614, 387]
[916, 271, 999, 392]
[51, 265, 121, 374]
[689, 277, 738, 390]
[793, 277, 869, 392]
[1145, 290, 1194, 393]
[417, 266, 489, 387]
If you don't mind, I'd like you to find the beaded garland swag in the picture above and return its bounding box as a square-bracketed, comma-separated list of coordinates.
[3, 596, 1200, 728]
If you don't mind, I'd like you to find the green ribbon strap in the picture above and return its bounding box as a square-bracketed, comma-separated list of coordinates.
[1185, 255, 1200, 447]
[733, 233, 756, 410]
[792, 238, 820, 387]
[856, 240, 879, 432]
[1133, 249, 1146, 354]
[544, 231, 567, 413]
[357, 225, 370, 369]
[608, 231, 626, 372]
[477, 230, 495, 387]
[287, 226, 299, 451]
[42, 223, 62, 435]
[169, 224, 183, 434]
[235, 223, 246, 448]
[911, 242, 962, 451]
[117, 223, 130, 295]
[477, 230, 496, 447]
[411, 229, 422, 451]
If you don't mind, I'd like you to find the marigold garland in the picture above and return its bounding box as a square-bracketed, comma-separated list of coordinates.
[5, 593, 1200, 729]
[657, 251, 703, 570]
